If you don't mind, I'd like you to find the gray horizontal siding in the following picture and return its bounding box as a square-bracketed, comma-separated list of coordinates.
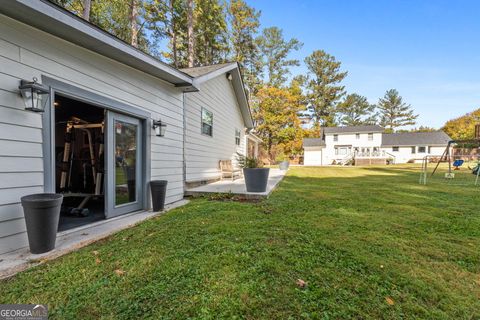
[0, 14, 186, 254]
[184, 75, 246, 182]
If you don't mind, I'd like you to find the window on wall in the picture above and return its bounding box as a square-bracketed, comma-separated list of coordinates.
[333, 134, 338, 141]
[201, 108, 213, 136]
[428, 146, 432, 153]
[235, 129, 241, 145]
[368, 133, 373, 141]
[418, 146, 426, 153]
[356, 133, 360, 139]
[392, 146, 399, 152]
[411, 146, 416, 154]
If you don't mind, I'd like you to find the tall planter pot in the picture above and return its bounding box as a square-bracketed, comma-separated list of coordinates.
[243, 168, 270, 192]
[278, 160, 289, 171]
[21, 193, 63, 254]
[150, 180, 168, 211]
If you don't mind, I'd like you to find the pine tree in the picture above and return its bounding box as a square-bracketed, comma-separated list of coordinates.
[186, 0, 195, 67]
[228, 0, 261, 95]
[256, 27, 302, 87]
[337, 93, 377, 126]
[304, 50, 348, 128]
[194, 0, 229, 66]
[377, 89, 418, 132]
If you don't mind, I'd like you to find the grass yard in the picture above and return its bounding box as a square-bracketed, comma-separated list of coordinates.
[1, 165, 479, 319]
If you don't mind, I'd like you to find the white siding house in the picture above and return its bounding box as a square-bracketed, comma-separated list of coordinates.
[303, 126, 450, 165]
[181, 63, 254, 185]
[0, 2, 254, 254]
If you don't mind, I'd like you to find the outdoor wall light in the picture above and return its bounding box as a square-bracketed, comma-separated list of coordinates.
[226, 72, 233, 81]
[153, 119, 167, 137]
[19, 77, 49, 112]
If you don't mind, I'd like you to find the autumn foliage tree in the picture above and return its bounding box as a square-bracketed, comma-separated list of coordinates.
[442, 108, 480, 140]
[253, 86, 305, 161]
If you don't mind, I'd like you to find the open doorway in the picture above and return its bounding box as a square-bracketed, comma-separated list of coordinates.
[54, 94, 105, 231]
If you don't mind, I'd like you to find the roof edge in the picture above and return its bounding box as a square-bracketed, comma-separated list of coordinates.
[188, 62, 253, 129]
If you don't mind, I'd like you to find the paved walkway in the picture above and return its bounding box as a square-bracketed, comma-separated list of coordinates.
[185, 168, 286, 199]
[0, 200, 189, 279]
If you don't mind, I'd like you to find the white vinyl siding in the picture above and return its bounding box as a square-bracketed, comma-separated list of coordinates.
[184, 75, 246, 182]
[0, 13, 185, 253]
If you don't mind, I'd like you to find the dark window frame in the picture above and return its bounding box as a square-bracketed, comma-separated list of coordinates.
[235, 128, 241, 146]
[392, 146, 399, 152]
[201, 107, 213, 137]
[418, 146, 426, 153]
[333, 134, 338, 142]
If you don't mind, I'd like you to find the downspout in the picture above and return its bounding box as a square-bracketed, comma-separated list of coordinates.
[182, 92, 187, 190]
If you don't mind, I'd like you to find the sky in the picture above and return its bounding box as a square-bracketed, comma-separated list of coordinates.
[251, 0, 480, 129]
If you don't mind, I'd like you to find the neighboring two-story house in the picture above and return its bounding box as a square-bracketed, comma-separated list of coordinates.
[303, 125, 450, 165]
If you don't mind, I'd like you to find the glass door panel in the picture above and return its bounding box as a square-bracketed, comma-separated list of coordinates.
[106, 111, 143, 218]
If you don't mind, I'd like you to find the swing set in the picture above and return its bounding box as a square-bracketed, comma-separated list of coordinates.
[419, 125, 480, 185]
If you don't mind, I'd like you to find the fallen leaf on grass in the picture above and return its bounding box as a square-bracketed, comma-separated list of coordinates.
[296, 279, 307, 288]
[95, 258, 101, 265]
[385, 297, 395, 305]
[92, 250, 99, 256]
[114, 269, 125, 276]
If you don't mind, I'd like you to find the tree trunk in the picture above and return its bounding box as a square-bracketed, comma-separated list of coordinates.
[130, 0, 139, 48]
[169, 0, 178, 67]
[81, 0, 91, 21]
[187, 0, 194, 67]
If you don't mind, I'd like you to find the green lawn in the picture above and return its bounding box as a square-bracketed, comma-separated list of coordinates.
[1, 166, 479, 319]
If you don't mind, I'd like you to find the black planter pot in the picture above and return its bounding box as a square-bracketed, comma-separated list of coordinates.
[150, 180, 168, 211]
[278, 161, 289, 171]
[21, 193, 63, 254]
[243, 168, 270, 192]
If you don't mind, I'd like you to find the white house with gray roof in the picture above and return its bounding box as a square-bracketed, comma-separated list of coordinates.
[303, 125, 450, 165]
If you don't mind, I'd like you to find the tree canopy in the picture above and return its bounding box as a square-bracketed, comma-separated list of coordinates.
[442, 108, 480, 140]
[52, 0, 425, 161]
[377, 89, 418, 133]
[303, 50, 348, 128]
[337, 93, 377, 126]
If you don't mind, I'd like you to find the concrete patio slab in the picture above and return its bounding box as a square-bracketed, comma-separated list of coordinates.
[0, 199, 189, 279]
[185, 168, 286, 199]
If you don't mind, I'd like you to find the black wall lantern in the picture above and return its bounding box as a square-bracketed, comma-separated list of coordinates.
[153, 119, 167, 137]
[19, 77, 49, 112]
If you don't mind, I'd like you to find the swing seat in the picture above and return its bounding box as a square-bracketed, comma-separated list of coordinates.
[453, 159, 464, 170]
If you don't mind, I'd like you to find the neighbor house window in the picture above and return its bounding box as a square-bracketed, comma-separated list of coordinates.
[333, 134, 338, 141]
[235, 129, 241, 145]
[428, 146, 432, 153]
[201, 108, 213, 136]
[411, 146, 416, 154]
[392, 146, 399, 152]
[356, 133, 360, 139]
[418, 146, 426, 153]
[368, 133, 373, 141]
